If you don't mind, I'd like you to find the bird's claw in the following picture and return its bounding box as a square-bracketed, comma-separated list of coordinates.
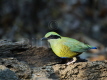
[66, 61, 75, 65]
[66, 57, 77, 65]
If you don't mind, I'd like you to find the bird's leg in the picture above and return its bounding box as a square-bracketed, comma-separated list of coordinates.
[67, 57, 77, 65]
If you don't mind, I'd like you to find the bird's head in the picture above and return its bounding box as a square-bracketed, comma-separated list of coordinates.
[41, 32, 61, 41]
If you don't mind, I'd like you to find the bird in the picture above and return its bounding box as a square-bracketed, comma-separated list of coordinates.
[42, 32, 97, 65]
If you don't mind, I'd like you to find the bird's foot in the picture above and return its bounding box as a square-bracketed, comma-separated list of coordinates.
[66, 61, 75, 65]
[66, 57, 77, 65]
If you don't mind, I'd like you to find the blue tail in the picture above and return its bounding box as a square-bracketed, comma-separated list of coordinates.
[90, 47, 97, 49]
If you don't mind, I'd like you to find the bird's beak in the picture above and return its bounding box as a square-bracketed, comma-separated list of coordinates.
[41, 37, 48, 40]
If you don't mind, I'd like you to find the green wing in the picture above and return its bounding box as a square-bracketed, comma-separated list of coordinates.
[62, 37, 91, 52]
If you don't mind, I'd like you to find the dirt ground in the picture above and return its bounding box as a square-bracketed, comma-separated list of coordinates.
[14, 47, 62, 67]
[13, 47, 107, 80]
[0, 43, 107, 80]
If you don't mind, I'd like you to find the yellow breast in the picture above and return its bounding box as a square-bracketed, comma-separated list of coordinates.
[51, 43, 79, 58]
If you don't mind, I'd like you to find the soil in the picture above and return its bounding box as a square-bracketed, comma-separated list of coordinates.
[14, 47, 62, 67]
[0, 41, 107, 80]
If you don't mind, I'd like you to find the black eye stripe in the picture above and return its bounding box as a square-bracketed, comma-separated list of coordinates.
[48, 35, 61, 39]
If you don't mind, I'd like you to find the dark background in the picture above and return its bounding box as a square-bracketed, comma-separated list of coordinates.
[0, 0, 107, 61]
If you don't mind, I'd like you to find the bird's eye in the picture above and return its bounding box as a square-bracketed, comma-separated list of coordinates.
[48, 35, 54, 38]
[48, 35, 61, 39]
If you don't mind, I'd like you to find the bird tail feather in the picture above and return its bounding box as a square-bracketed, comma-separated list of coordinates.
[90, 47, 97, 49]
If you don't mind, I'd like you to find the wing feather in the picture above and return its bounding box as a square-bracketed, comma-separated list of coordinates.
[62, 37, 90, 52]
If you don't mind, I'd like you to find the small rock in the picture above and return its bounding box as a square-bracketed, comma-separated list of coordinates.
[0, 65, 19, 80]
[0, 58, 31, 79]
